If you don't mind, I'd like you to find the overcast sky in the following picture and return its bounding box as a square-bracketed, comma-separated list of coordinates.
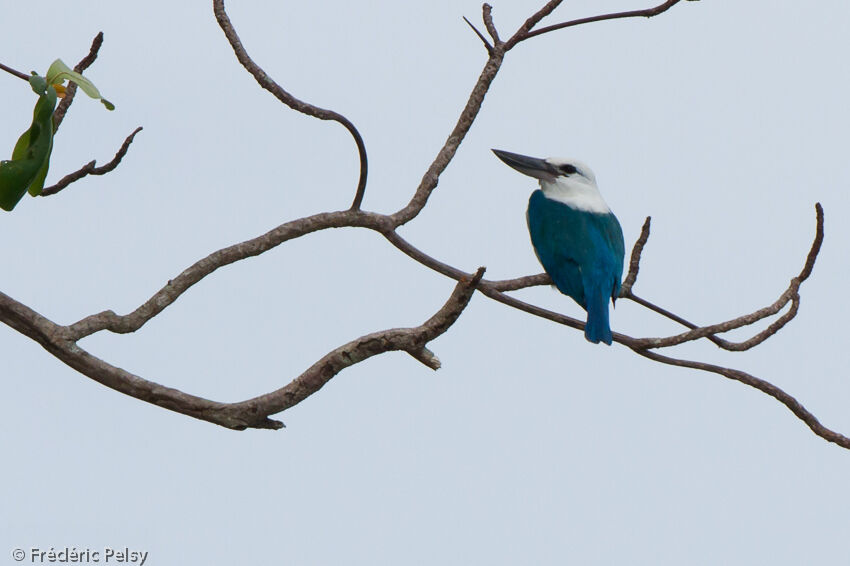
[2, 1, 850, 564]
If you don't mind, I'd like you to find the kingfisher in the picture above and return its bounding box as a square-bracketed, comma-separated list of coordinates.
[492, 149, 625, 345]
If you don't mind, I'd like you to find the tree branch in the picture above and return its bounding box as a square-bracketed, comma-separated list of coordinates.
[3, 0, 836, 449]
[633, 347, 850, 449]
[0, 268, 483, 430]
[40, 127, 143, 196]
[504, 0, 564, 50]
[53, 32, 104, 132]
[463, 16, 494, 54]
[515, 0, 688, 46]
[620, 216, 651, 295]
[623, 203, 824, 350]
[389, 51, 505, 226]
[483, 4, 500, 45]
[379, 205, 839, 445]
[212, 0, 368, 210]
[0, 61, 29, 81]
[66, 210, 392, 340]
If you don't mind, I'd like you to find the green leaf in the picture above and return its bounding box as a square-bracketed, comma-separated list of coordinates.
[0, 83, 58, 210]
[11, 128, 31, 161]
[27, 142, 52, 197]
[0, 159, 41, 211]
[45, 58, 114, 110]
[29, 74, 47, 95]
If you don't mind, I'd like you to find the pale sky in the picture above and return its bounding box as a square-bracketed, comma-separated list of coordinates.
[2, 1, 850, 564]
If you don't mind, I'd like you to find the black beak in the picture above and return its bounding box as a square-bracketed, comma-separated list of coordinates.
[492, 149, 558, 181]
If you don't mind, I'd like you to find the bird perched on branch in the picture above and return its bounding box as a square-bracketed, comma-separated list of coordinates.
[492, 149, 624, 345]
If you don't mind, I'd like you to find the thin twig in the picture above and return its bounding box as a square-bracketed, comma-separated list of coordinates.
[799, 203, 825, 281]
[463, 16, 494, 54]
[53, 32, 104, 132]
[620, 216, 651, 295]
[41, 127, 143, 196]
[518, 0, 687, 44]
[0, 61, 29, 81]
[212, 0, 368, 210]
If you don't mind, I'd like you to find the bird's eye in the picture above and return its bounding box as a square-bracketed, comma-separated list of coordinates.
[559, 164, 577, 175]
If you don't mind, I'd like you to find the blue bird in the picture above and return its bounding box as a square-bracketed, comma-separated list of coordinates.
[492, 149, 625, 345]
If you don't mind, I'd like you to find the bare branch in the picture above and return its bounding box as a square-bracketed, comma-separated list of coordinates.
[225, 268, 486, 422]
[384, 230, 586, 333]
[41, 127, 143, 196]
[624, 203, 824, 350]
[798, 202, 825, 281]
[633, 347, 850, 449]
[66, 210, 393, 340]
[388, 0, 690, 225]
[513, 0, 688, 47]
[2, 0, 835, 449]
[620, 216, 651, 295]
[630, 286, 799, 350]
[0, 61, 29, 81]
[0, 268, 483, 430]
[380, 206, 844, 445]
[480, 276, 847, 447]
[483, 4, 500, 45]
[389, 52, 505, 226]
[53, 32, 104, 132]
[504, 0, 564, 50]
[463, 16, 494, 54]
[212, 0, 368, 210]
[489, 273, 550, 292]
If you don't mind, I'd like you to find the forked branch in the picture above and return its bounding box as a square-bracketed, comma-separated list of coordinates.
[0, 269, 483, 430]
[2, 0, 842, 449]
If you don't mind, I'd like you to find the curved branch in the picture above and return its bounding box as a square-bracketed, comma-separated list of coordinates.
[381, 209, 840, 447]
[41, 127, 143, 196]
[67, 209, 392, 340]
[0, 269, 483, 430]
[212, 0, 368, 210]
[3, 0, 834, 449]
[388, 201, 824, 352]
[225, 267, 486, 420]
[633, 347, 850, 449]
[623, 203, 824, 350]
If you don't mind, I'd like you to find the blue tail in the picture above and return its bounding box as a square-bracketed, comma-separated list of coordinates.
[584, 283, 612, 345]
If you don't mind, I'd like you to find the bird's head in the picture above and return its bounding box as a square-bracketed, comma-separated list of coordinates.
[491, 149, 597, 188]
[492, 149, 610, 213]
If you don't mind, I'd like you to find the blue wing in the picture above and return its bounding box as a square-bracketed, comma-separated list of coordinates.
[526, 190, 625, 343]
